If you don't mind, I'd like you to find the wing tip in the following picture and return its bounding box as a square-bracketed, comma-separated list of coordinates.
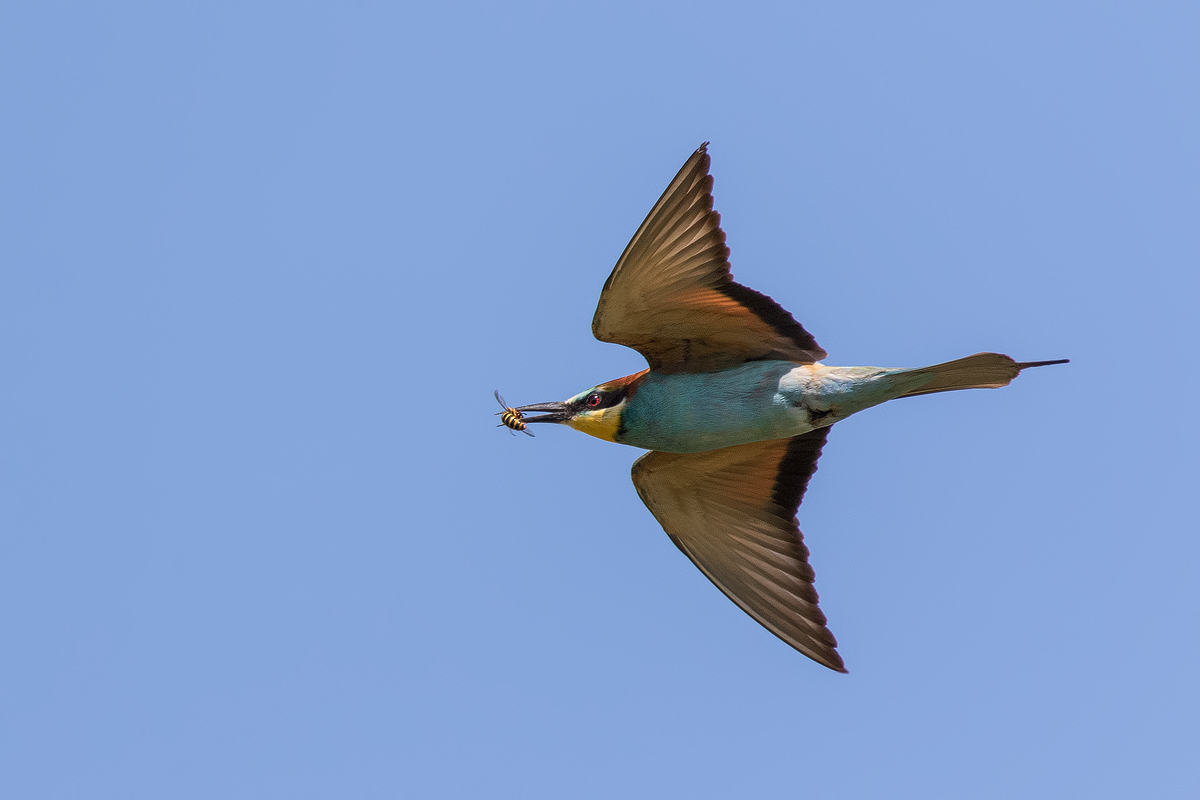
[797, 632, 847, 673]
[814, 648, 848, 673]
[795, 640, 846, 672]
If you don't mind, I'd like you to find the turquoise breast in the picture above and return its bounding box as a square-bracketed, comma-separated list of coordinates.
[618, 361, 921, 453]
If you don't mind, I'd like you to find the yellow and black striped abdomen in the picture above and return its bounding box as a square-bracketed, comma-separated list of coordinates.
[494, 390, 534, 437]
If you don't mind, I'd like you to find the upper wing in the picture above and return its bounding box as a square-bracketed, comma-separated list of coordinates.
[630, 428, 844, 671]
[592, 144, 827, 374]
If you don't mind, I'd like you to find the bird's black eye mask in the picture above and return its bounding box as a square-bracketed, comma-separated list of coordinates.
[576, 385, 630, 412]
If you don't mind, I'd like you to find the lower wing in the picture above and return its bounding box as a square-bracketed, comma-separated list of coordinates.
[630, 428, 844, 671]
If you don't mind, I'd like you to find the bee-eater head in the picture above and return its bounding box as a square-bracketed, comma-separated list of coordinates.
[515, 370, 648, 443]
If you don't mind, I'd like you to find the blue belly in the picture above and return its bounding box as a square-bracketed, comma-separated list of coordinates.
[618, 361, 923, 452]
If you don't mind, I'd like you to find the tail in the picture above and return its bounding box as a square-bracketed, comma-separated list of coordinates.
[897, 353, 1069, 398]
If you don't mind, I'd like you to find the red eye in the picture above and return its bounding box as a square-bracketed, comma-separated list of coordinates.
[586, 393, 603, 408]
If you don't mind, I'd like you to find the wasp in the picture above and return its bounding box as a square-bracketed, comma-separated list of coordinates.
[494, 390, 534, 436]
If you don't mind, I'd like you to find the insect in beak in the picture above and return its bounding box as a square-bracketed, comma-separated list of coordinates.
[494, 390, 535, 437]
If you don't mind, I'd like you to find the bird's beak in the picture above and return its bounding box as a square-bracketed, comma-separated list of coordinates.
[514, 400, 570, 424]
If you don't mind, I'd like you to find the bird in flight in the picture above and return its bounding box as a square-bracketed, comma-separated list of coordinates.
[502, 143, 1067, 672]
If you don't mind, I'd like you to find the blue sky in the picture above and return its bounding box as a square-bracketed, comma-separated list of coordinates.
[3, 2, 1198, 797]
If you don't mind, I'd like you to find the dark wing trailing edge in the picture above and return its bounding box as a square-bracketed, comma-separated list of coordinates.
[630, 428, 844, 671]
[592, 144, 827, 373]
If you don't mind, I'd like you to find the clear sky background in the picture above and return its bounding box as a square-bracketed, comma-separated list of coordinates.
[4, 2, 1198, 798]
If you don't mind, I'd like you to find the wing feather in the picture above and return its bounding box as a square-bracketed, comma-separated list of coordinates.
[630, 428, 844, 671]
[593, 144, 827, 373]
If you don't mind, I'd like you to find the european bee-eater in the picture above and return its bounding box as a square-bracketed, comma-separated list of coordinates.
[505, 143, 1066, 672]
